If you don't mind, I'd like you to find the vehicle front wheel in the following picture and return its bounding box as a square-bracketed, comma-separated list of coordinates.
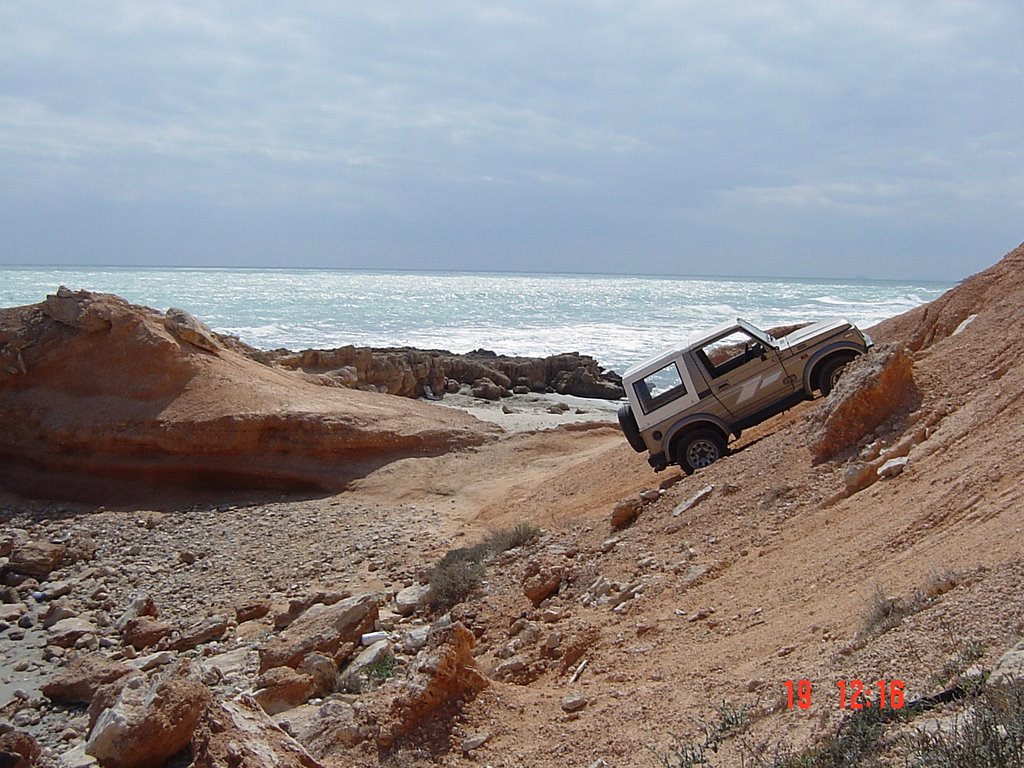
[818, 355, 854, 396]
[673, 429, 728, 475]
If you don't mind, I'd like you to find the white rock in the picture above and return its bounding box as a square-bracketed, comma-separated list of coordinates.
[673, 485, 714, 516]
[877, 456, 909, 479]
[360, 631, 388, 646]
[395, 584, 433, 616]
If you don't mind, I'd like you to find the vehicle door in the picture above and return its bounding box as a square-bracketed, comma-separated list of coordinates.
[693, 328, 793, 420]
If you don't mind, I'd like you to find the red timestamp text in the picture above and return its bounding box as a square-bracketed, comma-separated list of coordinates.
[784, 679, 906, 710]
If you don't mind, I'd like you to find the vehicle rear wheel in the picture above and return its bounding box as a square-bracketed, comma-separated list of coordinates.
[818, 355, 854, 396]
[673, 429, 727, 475]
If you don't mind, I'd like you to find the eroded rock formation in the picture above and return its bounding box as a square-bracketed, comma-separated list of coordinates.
[806, 342, 920, 462]
[0, 289, 496, 499]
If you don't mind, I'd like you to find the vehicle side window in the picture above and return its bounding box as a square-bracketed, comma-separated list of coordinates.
[634, 361, 688, 414]
[698, 331, 760, 379]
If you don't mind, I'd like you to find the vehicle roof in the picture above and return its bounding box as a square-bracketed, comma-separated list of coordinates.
[621, 318, 756, 381]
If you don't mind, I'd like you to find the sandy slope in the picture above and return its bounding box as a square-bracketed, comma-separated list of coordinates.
[335, 242, 1024, 765]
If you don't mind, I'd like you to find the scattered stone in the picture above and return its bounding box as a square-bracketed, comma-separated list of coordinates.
[253, 667, 324, 715]
[344, 639, 391, 682]
[843, 461, 877, 494]
[200, 647, 252, 678]
[561, 693, 588, 713]
[462, 732, 491, 753]
[673, 485, 714, 517]
[989, 638, 1024, 686]
[495, 657, 527, 677]
[877, 456, 909, 479]
[541, 607, 566, 623]
[123, 651, 173, 673]
[639, 489, 661, 502]
[58, 743, 98, 768]
[113, 596, 158, 632]
[680, 564, 708, 584]
[401, 627, 430, 653]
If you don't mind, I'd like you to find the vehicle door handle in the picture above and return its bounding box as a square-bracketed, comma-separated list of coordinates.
[717, 383, 729, 390]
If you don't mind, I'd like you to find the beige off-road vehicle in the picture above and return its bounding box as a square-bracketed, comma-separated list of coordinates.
[618, 318, 873, 473]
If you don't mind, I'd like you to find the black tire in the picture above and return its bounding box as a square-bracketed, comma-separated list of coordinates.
[673, 428, 728, 475]
[617, 404, 646, 453]
[817, 355, 855, 397]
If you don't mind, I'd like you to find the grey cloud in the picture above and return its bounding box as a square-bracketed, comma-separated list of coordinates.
[0, 0, 1021, 279]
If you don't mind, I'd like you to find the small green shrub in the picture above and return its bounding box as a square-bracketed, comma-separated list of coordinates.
[364, 654, 397, 683]
[430, 559, 485, 609]
[429, 524, 541, 610]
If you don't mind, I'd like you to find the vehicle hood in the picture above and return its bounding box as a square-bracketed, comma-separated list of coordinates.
[777, 317, 851, 348]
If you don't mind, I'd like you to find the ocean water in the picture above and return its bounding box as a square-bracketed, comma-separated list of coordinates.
[0, 267, 950, 375]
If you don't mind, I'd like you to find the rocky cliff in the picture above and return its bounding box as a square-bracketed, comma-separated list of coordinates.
[0, 289, 495, 500]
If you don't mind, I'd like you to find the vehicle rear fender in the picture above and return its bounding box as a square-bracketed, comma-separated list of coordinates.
[803, 343, 865, 394]
[664, 414, 733, 454]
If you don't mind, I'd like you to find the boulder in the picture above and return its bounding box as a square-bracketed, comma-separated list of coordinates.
[394, 584, 433, 616]
[163, 614, 230, 651]
[163, 308, 220, 353]
[235, 598, 272, 624]
[0, 731, 40, 768]
[470, 378, 505, 401]
[191, 694, 325, 768]
[609, 498, 642, 530]
[113, 595, 159, 632]
[253, 667, 324, 715]
[42, 654, 140, 705]
[48, 617, 98, 648]
[5, 540, 66, 580]
[553, 367, 624, 399]
[86, 672, 212, 768]
[807, 343, 920, 462]
[258, 593, 378, 672]
[122, 616, 172, 650]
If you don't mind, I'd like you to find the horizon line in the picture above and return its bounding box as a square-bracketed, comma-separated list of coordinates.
[0, 262, 957, 286]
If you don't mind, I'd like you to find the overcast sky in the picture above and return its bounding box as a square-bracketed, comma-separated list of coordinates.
[1, 2, 1021, 280]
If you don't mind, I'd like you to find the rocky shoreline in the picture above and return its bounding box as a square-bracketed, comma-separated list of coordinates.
[240, 342, 625, 401]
